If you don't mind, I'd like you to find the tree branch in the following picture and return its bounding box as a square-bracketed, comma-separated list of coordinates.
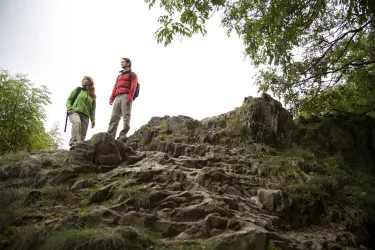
[302, 20, 372, 74]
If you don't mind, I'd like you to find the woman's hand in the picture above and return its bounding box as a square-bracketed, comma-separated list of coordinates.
[91, 123, 95, 129]
[68, 110, 74, 115]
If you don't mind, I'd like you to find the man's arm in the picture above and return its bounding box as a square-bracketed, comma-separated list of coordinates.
[109, 76, 119, 104]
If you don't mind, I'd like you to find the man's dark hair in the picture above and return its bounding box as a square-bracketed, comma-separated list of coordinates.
[122, 58, 131, 68]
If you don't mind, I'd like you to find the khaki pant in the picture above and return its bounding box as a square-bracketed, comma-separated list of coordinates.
[107, 94, 132, 138]
[69, 111, 89, 146]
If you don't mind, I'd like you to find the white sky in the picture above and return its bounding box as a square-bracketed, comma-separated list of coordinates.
[0, 0, 259, 149]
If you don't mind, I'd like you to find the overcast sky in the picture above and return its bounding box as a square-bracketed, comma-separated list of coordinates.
[0, 0, 259, 149]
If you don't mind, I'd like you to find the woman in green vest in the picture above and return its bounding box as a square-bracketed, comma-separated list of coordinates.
[66, 76, 96, 149]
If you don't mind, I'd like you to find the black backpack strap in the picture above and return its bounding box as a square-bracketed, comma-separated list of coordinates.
[72, 87, 82, 106]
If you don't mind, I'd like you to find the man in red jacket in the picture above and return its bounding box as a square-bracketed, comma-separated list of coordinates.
[107, 57, 138, 140]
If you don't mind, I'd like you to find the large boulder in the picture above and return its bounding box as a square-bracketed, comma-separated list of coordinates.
[67, 133, 135, 166]
[240, 93, 296, 147]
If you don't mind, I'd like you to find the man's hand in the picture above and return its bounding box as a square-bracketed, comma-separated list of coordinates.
[68, 110, 74, 115]
[91, 123, 95, 129]
[126, 99, 132, 105]
[109, 100, 113, 105]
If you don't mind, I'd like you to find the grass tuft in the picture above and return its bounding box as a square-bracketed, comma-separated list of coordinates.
[40, 227, 149, 250]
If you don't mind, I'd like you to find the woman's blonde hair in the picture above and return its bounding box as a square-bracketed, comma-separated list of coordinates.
[84, 76, 96, 100]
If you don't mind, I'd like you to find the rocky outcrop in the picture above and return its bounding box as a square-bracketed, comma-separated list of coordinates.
[1, 94, 374, 250]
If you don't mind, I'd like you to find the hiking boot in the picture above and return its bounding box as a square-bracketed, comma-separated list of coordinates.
[69, 141, 83, 150]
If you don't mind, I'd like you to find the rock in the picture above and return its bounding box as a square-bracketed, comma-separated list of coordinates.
[71, 178, 97, 191]
[1, 93, 375, 250]
[205, 213, 228, 230]
[49, 169, 77, 185]
[172, 201, 230, 222]
[195, 168, 228, 186]
[53, 212, 85, 230]
[85, 208, 121, 227]
[90, 185, 114, 203]
[336, 232, 357, 247]
[67, 133, 130, 166]
[205, 224, 267, 250]
[0, 160, 42, 181]
[67, 141, 96, 165]
[127, 152, 146, 165]
[154, 220, 183, 237]
[120, 211, 145, 226]
[24, 190, 41, 204]
[240, 93, 296, 148]
[250, 196, 263, 209]
[257, 189, 283, 211]
[227, 219, 244, 230]
[254, 218, 268, 228]
[149, 190, 173, 207]
[91, 133, 122, 165]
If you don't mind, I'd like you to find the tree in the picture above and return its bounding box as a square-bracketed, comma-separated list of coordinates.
[0, 69, 62, 154]
[146, 0, 375, 115]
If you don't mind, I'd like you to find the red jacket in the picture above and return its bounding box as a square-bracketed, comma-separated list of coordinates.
[109, 70, 138, 102]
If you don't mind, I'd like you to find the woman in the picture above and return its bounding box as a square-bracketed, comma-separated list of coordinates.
[66, 76, 96, 149]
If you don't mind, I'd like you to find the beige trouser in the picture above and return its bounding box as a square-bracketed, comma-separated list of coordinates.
[107, 94, 132, 138]
[69, 111, 89, 146]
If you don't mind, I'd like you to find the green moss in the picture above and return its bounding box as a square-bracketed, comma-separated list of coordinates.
[267, 240, 282, 250]
[139, 125, 151, 133]
[77, 209, 89, 217]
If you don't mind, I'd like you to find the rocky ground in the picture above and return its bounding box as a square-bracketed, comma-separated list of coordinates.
[1, 94, 374, 250]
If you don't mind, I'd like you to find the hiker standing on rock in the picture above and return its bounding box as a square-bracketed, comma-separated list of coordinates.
[66, 76, 96, 149]
[107, 57, 139, 141]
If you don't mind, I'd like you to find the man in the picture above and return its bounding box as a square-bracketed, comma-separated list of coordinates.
[107, 58, 138, 141]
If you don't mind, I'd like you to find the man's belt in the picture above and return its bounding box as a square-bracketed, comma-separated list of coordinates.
[117, 86, 130, 89]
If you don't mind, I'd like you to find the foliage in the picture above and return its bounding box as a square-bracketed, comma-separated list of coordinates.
[283, 154, 375, 224]
[40, 227, 149, 250]
[225, 115, 249, 136]
[0, 188, 30, 241]
[0, 151, 29, 166]
[267, 241, 282, 250]
[10, 225, 45, 250]
[113, 185, 151, 209]
[40, 185, 71, 201]
[146, 0, 375, 115]
[0, 69, 63, 154]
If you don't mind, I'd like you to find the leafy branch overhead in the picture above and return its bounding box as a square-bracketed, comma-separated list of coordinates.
[146, 0, 375, 115]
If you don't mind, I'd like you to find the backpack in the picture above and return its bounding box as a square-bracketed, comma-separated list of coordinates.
[128, 72, 140, 101]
